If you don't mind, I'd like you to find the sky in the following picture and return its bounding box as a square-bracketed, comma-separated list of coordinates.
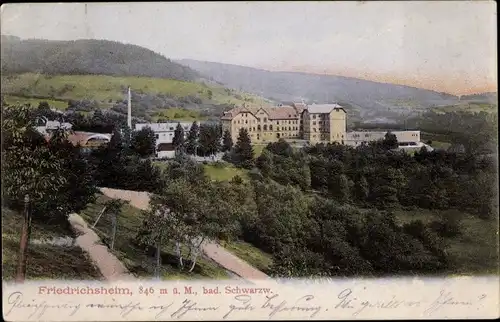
[1, 2, 497, 95]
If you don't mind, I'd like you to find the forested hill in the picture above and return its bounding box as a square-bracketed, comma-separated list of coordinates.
[176, 59, 462, 116]
[1, 35, 201, 82]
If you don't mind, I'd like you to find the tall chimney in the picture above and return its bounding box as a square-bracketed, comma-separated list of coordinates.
[127, 86, 132, 129]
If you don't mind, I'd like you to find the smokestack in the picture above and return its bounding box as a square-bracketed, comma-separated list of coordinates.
[127, 86, 132, 129]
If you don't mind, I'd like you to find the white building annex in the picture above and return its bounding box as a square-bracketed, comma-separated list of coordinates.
[135, 121, 196, 158]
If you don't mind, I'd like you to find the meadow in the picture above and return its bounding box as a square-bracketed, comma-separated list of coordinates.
[1, 73, 269, 110]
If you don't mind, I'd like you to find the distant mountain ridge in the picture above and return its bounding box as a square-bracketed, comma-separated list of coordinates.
[175, 59, 470, 117]
[1, 35, 201, 82]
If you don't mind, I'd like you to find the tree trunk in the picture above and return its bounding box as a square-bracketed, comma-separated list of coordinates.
[16, 195, 31, 283]
[188, 237, 205, 273]
[92, 206, 107, 228]
[175, 241, 184, 269]
[154, 238, 162, 280]
[110, 213, 117, 250]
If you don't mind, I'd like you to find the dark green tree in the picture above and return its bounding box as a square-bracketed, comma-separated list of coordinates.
[198, 124, 221, 156]
[383, 131, 399, 150]
[222, 129, 233, 152]
[185, 121, 199, 155]
[131, 126, 156, 157]
[232, 128, 254, 169]
[172, 122, 185, 153]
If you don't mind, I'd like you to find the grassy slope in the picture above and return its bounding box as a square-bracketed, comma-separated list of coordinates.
[2, 208, 102, 280]
[203, 164, 250, 181]
[2, 73, 269, 110]
[432, 102, 497, 114]
[223, 241, 274, 273]
[79, 194, 230, 280]
[152, 108, 206, 122]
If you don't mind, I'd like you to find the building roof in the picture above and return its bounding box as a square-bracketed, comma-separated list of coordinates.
[221, 106, 299, 120]
[135, 122, 193, 132]
[306, 103, 346, 114]
[43, 131, 111, 146]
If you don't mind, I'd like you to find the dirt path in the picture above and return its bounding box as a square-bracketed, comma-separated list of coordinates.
[68, 213, 135, 281]
[99, 187, 270, 280]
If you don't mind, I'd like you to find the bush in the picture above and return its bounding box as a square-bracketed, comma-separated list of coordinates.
[430, 210, 463, 237]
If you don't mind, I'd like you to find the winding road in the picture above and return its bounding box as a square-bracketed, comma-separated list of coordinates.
[99, 187, 269, 281]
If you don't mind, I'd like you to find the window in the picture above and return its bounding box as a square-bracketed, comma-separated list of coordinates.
[263, 125, 267, 131]
[245, 120, 248, 124]
[313, 114, 316, 119]
[155, 134, 159, 139]
[257, 125, 261, 131]
[313, 121, 316, 125]
[270, 125, 273, 131]
[264, 118, 267, 122]
[277, 126, 280, 131]
[277, 121, 280, 125]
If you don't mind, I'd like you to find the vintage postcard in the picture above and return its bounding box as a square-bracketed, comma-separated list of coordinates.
[1, 1, 498, 321]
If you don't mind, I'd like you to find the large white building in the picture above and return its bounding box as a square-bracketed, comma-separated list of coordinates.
[344, 130, 425, 149]
[135, 122, 196, 158]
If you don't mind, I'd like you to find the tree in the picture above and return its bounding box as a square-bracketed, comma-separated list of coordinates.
[207, 89, 213, 100]
[37, 101, 50, 110]
[232, 128, 254, 169]
[383, 131, 399, 150]
[2, 104, 96, 223]
[103, 199, 125, 250]
[331, 174, 350, 203]
[354, 175, 369, 203]
[198, 124, 221, 156]
[265, 139, 293, 157]
[172, 122, 185, 153]
[222, 129, 233, 152]
[131, 126, 156, 157]
[185, 121, 199, 155]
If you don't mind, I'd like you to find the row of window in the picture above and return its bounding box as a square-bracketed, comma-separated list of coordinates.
[235, 125, 300, 132]
[234, 119, 299, 125]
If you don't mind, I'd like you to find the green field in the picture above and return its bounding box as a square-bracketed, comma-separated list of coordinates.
[1, 73, 269, 110]
[432, 103, 498, 114]
[2, 207, 102, 280]
[203, 163, 249, 181]
[152, 108, 206, 122]
[252, 144, 266, 157]
[79, 194, 230, 280]
[4, 95, 69, 110]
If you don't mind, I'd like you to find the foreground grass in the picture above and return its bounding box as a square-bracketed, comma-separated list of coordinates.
[252, 144, 266, 157]
[79, 194, 230, 280]
[394, 209, 499, 275]
[203, 163, 249, 181]
[223, 240, 274, 274]
[2, 208, 102, 280]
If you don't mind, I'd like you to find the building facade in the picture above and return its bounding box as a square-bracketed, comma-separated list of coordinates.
[135, 121, 195, 158]
[221, 103, 346, 144]
[220, 103, 424, 150]
[344, 130, 421, 147]
[302, 104, 347, 144]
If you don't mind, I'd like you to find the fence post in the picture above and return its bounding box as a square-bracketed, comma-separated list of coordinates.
[16, 194, 31, 283]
